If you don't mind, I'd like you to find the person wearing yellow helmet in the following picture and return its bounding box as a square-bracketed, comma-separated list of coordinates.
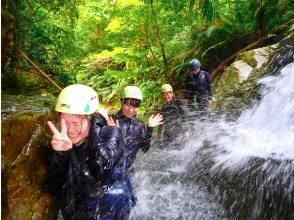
[45, 84, 135, 219]
[112, 85, 163, 171]
[158, 84, 186, 145]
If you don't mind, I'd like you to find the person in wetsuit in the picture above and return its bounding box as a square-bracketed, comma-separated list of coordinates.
[44, 84, 134, 220]
[158, 84, 186, 145]
[112, 86, 163, 171]
[185, 59, 213, 111]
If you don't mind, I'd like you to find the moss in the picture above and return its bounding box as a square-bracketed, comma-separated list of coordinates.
[214, 65, 240, 102]
[238, 51, 257, 68]
[213, 61, 266, 115]
[212, 42, 277, 115]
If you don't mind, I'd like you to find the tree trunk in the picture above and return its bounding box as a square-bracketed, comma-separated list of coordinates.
[211, 19, 294, 81]
[19, 49, 62, 91]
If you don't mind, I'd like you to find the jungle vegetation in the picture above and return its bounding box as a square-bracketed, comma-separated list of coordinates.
[1, 0, 293, 111]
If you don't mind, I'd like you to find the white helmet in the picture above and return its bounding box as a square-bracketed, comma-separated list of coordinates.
[122, 86, 143, 101]
[55, 84, 99, 115]
[161, 84, 173, 93]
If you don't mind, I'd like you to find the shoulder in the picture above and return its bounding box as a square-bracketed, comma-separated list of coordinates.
[161, 103, 169, 110]
[130, 118, 145, 131]
[174, 99, 183, 106]
[133, 118, 145, 126]
[91, 113, 107, 126]
[200, 70, 210, 77]
[112, 109, 123, 117]
[100, 125, 121, 138]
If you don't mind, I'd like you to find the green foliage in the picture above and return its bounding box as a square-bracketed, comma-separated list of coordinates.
[7, 0, 293, 112]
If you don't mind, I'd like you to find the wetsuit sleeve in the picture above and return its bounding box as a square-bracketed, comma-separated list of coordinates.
[43, 151, 69, 195]
[157, 106, 164, 136]
[140, 126, 153, 153]
[88, 116, 123, 178]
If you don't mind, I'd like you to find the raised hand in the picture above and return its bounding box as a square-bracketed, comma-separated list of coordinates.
[47, 119, 72, 151]
[106, 116, 119, 127]
[147, 113, 164, 128]
[98, 108, 109, 120]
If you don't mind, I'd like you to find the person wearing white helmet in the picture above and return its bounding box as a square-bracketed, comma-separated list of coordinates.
[158, 84, 186, 145]
[45, 84, 135, 219]
[112, 86, 163, 171]
[185, 58, 212, 111]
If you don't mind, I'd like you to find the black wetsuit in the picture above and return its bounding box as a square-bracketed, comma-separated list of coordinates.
[44, 114, 134, 220]
[113, 111, 153, 171]
[185, 70, 212, 110]
[158, 99, 185, 143]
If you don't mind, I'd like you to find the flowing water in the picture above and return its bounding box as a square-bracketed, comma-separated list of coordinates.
[131, 62, 294, 219]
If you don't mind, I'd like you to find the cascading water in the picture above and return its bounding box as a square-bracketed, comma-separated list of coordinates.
[214, 62, 294, 166]
[130, 62, 294, 219]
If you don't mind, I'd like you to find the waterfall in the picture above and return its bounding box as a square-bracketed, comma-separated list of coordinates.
[131, 62, 294, 219]
[212, 62, 294, 169]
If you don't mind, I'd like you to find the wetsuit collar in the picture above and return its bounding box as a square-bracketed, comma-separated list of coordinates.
[117, 110, 136, 120]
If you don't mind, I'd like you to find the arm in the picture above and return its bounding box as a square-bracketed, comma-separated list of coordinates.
[88, 115, 123, 178]
[140, 113, 163, 152]
[157, 106, 164, 138]
[140, 126, 153, 153]
[43, 151, 69, 195]
[44, 120, 72, 195]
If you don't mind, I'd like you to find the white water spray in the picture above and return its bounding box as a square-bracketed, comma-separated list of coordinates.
[131, 62, 294, 219]
[212, 62, 294, 169]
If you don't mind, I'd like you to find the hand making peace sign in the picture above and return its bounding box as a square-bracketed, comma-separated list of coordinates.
[47, 119, 72, 151]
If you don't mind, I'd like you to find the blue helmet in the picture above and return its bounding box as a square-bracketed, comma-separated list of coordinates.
[189, 59, 201, 70]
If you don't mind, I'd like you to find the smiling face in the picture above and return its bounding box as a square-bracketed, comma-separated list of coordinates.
[162, 92, 174, 103]
[59, 113, 90, 144]
[121, 99, 140, 118]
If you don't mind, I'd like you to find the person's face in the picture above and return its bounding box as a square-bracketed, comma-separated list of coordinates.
[122, 98, 140, 118]
[192, 68, 200, 75]
[60, 113, 90, 144]
[162, 92, 173, 103]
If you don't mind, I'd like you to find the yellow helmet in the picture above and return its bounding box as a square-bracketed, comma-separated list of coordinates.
[122, 86, 143, 101]
[55, 84, 99, 115]
[161, 84, 173, 93]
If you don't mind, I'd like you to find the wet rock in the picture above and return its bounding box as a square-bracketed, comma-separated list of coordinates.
[213, 35, 293, 116]
[1, 95, 56, 219]
[188, 143, 294, 220]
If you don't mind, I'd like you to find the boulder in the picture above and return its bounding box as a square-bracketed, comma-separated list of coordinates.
[1, 95, 56, 219]
[213, 36, 293, 116]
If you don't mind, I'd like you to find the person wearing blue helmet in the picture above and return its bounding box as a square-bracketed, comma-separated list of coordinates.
[184, 59, 212, 111]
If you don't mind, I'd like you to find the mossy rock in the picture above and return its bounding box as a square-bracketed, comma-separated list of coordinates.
[1, 95, 56, 219]
[213, 34, 293, 116]
[237, 50, 257, 68]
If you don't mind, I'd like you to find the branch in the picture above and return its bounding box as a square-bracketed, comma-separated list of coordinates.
[18, 49, 62, 91]
[211, 18, 294, 81]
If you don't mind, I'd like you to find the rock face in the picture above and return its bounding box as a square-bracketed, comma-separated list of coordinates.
[191, 143, 294, 220]
[213, 35, 293, 116]
[1, 95, 56, 220]
[206, 35, 294, 219]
